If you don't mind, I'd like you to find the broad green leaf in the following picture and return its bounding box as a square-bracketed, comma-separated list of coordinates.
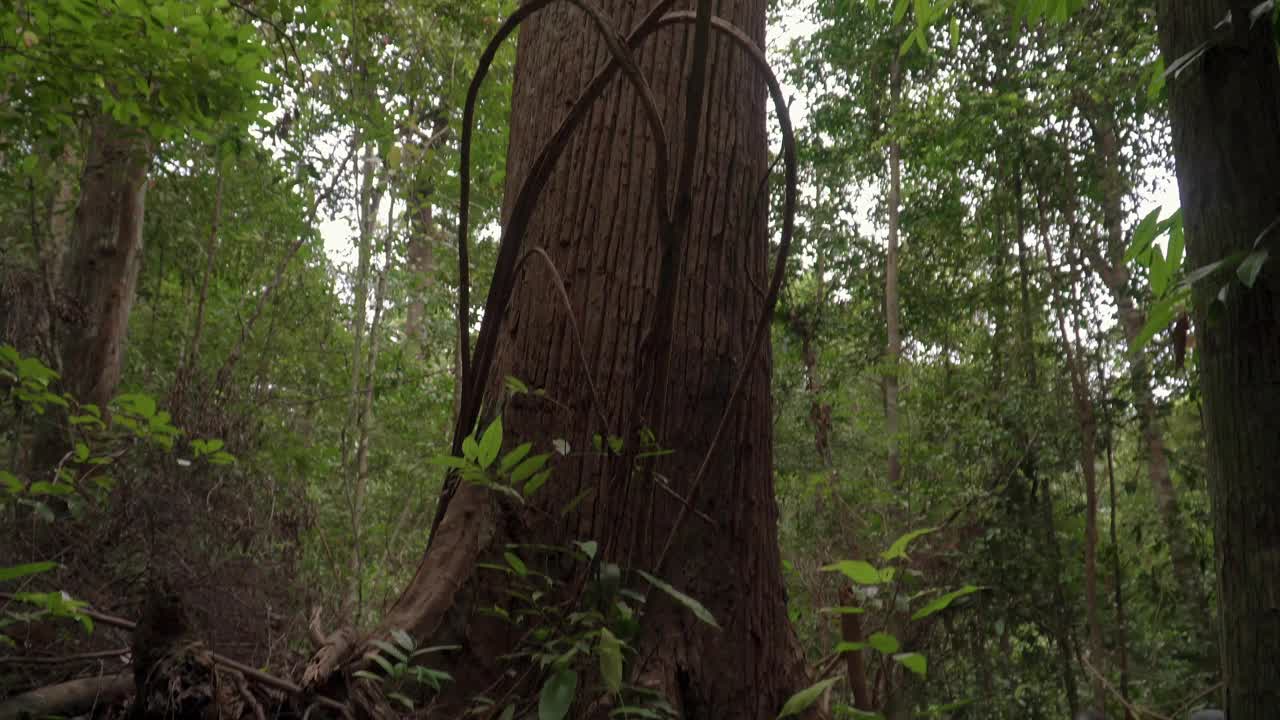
[637, 570, 720, 629]
[892, 0, 910, 26]
[1132, 293, 1184, 351]
[511, 453, 551, 484]
[462, 435, 479, 461]
[370, 639, 409, 663]
[505, 375, 529, 394]
[539, 668, 577, 720]
[822, 560, 882, 585]
[523, 469, 551, 497]
[428, 455, 469, 470]
[820, 606, 866, 615]
[835, 641, 867, 653]
[777, 676, 840, 718]
[1125, 208, 1162, 264]
[574, 540, 598, 560]
[1237, 249, 1269, 288]
[390, 629, 415, 651]
[1146, 58, 1167, 101]
[1167, 213, 1185, 271]
[0, 561, 57, 582]
[1151, 246, 1172, 296]
[949, 17, 959, 50]
[1, 471, 22, 493]
[894, 652, 928, 677]
[881, 526, 937, 561]
[478, 417, 503, 469]
[868, 632, 900, 654]
[598, 627, 623, 695]
[504, 552, 528, 576]
[912, 585, 981, 620]
[500, 442, 533, 473]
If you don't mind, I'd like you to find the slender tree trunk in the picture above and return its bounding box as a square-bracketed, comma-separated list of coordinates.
[883, 55, 904, 491]
[1156, 3, 1280, 715]
[345, 143, 382, 620]
[58, 115, 152, 410]
[1085, 109, 1203, 619]
[1104, 404, 1133, 719]
[367, 1, 810, 715]
[183, 159, 224, 376]
[1014, 178, 1080, 718]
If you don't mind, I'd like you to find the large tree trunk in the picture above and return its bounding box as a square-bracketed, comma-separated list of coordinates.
[1155, 3, 1280, 716]
[369, 1, 810, 717]
[59, 115, 151, 410]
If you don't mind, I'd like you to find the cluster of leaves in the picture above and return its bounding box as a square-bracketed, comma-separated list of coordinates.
[1, 345, 233, 644]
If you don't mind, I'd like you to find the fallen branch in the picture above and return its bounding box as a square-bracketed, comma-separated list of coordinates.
[0, 673, 132, 720]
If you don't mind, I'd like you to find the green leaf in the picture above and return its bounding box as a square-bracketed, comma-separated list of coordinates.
[1151, 246, 1172, 296]
[1125, 208, 1162, 264]
[835, 641, 867, 653]
[1237, 249, 1269, 288]
[637, 570, 720, 629]
[574, 540, 598, 561]
[777, 676, 840, 718]
[0, 561, 57, 582]
[892, 0, 910, 25]
[429, 455, 470, 470]
[1132, 294, 1182, 351]
[0, 471, 21, 494]
[500, 442, 533, 473]
[881, 527, 937, 561]
[511, 453, 551, 485]
[539, 668, 577, 720]
[868, 632, 900, 654]
[1146, 57, 1167, 101]
[505, 375, 529, 394]
[912, 585, 981, 620]
[822, 560, 882, 585]
[949, 17, 959, 50]
[462, 435, 479, 461]
[894, 652, 928, 677]
[523, 469, 551, 497]
[370, 639, 410, 663]
[390, 629, 415, 651]
[478, 417, 503, 469]
[598, 627, 623, 695]
[820, 606, 866, 615]
[504, 551, 528, 577]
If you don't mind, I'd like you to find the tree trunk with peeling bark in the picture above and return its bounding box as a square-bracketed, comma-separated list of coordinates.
[1156, 2, 1280, 715]
[351, 1, 810, 717]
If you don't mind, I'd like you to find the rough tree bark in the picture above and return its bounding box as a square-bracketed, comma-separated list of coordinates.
[1155, 2, 1280, 716]
[359, 1, 811, 717]
[58, 115, 152, 411]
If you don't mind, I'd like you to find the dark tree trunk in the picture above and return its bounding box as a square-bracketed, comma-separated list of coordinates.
[59, 115, 151, 410]
[368, 1, 810, 717]
[1156, 3, 1280, 716]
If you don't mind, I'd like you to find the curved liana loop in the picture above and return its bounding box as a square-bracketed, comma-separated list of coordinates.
[453, 0, 673, 457]
[645, 11, 799, 581]
[507, 247, 612, 433]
